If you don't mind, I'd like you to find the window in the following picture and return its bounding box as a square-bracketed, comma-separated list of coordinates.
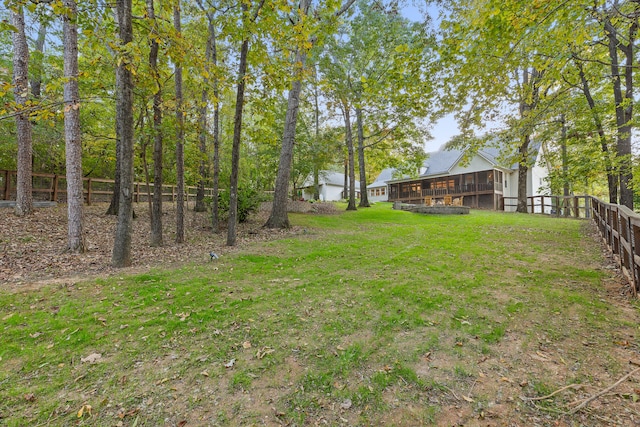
[376, 189, 381, 196]
[381, 187, 386, 195]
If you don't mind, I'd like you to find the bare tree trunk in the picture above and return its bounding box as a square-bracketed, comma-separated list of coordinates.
[604, 16, 635, 209]
[174, 3, 185, 244]
[31, 20, 47, 99]
[228, 0, 258, 246]
[13, 7, 33, 217]
[148, 0, 163, 247]
[516, 135, 529, 213]
[343, 104, 357, 211]
[63, 0, 85, 253]
[264, 51, 307, 229]
[112, 0, 135, 267]
[355, 107, 370, 207]
[264, 0, 355, 228]
[343, 158, 348, 199]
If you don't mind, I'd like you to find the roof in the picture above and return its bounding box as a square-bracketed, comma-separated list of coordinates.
[368, 168, 395, 188]
[302, 170, 360, 189]
[383, 143, 542, 184]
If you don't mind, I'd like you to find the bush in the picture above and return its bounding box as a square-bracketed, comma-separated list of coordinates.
[217, 187, 263, 223]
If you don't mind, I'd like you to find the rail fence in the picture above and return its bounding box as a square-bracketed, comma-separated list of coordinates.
[0, 170, 215, 205]
[502, 195, 591, 218]
[591, 197, 640, 296]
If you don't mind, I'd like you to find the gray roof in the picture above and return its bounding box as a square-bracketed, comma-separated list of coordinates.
[302, 170, 360, 189]
[381, 144, 532, 184]
[368, 168, 395, 188]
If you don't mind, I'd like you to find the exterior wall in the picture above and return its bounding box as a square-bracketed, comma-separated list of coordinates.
[302, 184, 345, 201]
[367, 185, 388, 202]
[449, 155, 494, 175]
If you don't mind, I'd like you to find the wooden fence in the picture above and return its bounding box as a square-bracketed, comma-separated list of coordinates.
[591, 197, 640, 296]
[502, 195, 591, 218]
[0, 170, 215, 205]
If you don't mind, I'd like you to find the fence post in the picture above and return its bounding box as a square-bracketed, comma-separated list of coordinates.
[51, 174, 58, 202]
[87, 178, 92, 205]
[135, 182, 139, 203]
[3, 170, 9, 200]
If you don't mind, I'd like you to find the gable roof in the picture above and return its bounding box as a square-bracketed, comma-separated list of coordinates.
[302, 170, 360, 189]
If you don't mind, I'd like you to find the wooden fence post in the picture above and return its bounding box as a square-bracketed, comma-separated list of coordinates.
[51, 174, 58, 202]
[3, 170, 10, 200]
[87, 178, 92, 205]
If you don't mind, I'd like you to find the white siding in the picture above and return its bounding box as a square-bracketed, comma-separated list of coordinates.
[449, 155, 494, 175]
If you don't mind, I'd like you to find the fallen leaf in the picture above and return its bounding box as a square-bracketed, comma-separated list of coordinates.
[242, 341, 252, 349]
[462, 395, 474, 403]
[256, 347, 274, 359]
[201, 370, 209, 377]
[23, 393, 36, 402]
[77, 404, 92, 418]
[224, 359, 236, 368]
[29, 332, 41, 338]
[340, 399, 352, 409]
[81, 353, 102, 364]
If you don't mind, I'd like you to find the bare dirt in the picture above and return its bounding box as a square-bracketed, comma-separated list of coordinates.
[0, 201, 330, 292]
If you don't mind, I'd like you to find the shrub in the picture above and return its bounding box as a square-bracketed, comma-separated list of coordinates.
[217, 187, 263, 223]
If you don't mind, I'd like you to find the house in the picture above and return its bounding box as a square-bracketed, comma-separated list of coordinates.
[367, 168, 393, 202]
[382, 144, 549, 211]
[300, 170, 360, 201]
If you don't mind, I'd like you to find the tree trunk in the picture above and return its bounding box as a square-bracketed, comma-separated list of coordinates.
[343, 158, 348, 199]
[174, 3, 185, 244]
[227, 35, 250, 246]
[12, 7, 33, 217]
[355, 107, 370, 207]
[112, 0, 135, 267]
[264, 51, 307, 229]
[31, 20, 47, 99]
[344, 104, 357, 211]
[63, 0, 85, 253]
[148, 0, 163, 247]
[516, 135, 529, 213]
[575, 58, 617, 203]
[605, 16, 635, 209]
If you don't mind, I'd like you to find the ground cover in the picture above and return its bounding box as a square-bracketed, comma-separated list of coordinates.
[1, 203, 639, 426]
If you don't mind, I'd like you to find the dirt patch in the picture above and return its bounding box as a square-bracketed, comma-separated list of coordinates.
[0, 202, 324, 292]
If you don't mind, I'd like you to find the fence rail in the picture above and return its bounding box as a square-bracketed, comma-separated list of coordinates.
[502, 195, 591, 218]
[591, 197, 640, 296]
[0, 170, 216, 205]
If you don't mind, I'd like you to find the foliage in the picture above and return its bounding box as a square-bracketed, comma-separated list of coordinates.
[216, 185, 264, 223]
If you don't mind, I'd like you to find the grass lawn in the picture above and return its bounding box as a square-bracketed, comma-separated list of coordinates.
[1, 203, 639, 426]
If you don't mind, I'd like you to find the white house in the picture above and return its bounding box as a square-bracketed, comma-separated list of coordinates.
[300, 171, 360, 201]
[383, 144, 549, 211]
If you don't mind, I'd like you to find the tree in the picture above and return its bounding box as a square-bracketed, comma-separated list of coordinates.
[147, 0, 163, 247]
[174, 1, 185, 243]
[62, 0, 85, 253]
[265, 0, 356, 229]
[599, 3, 638, 209]
[227, 0, 265, 247]
[12, 4, 33, 217]
[320, 1, 435, 209]
[112, 0, 135, 267]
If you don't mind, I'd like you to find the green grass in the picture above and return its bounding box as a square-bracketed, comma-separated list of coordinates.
[0, 203, 635, 425]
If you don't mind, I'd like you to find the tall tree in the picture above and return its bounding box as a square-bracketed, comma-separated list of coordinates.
[174, 1, 185, 244]
[227, 0, 265, 247]
[112, 0, 135, 267]
[147, 0, 163, 247]
[265, 0, 355, 229]
[62, 0, 85, 252]
[12, 5, 33, 217]
[600, 4, 637, 209]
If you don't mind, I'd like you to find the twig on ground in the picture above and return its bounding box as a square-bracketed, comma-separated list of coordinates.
[520, 383, 583, 401]
[566, 367, 640, 415]
[442, 385, 461, 401]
